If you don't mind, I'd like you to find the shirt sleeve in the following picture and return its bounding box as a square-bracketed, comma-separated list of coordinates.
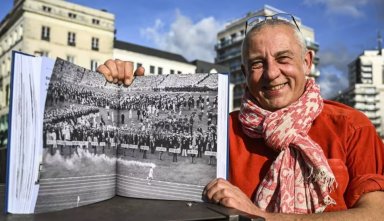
[345, 124, 384, 208]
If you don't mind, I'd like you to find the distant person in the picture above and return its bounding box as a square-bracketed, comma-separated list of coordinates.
[146, 167, 154, 185]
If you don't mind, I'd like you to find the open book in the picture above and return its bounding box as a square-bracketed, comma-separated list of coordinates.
[5, 51, 229, 214]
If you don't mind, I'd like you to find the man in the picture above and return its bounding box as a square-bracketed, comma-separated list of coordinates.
[97, 14, 384, 220]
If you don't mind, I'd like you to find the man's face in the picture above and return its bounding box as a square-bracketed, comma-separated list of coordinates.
[241, 25, 312, 111]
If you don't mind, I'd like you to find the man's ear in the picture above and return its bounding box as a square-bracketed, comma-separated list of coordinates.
[304, 50, 314, 76]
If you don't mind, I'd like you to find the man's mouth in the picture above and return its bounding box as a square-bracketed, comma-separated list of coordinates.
[264, 82, 288, 91]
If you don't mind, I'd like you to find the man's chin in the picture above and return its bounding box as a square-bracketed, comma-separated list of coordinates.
[259, 99, 291, 111]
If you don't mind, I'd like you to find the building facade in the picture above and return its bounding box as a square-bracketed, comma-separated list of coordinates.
[0, 0, 116, 148]
[333, 49, 384, 138]
[215, 5, 320, 111]
[113, 40, 196, 75]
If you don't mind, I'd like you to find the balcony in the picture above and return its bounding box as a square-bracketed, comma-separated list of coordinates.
[313, 56, 320, 64]
[229, 65, 241, 72]
[216, 51, 242, 63]
[354, 87, 378, 95]
[371, 118, 382, 126]
[231, 76, 245, 85]
[361, 66, 372, 72]
[355, 104, 380, 111]
[353, 96, 378, 103]
[363, 111, 381, 119]
[305, 40, 319, 51]
[215, 36, 244, 50]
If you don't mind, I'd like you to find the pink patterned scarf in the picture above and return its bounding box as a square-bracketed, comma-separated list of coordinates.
[239, 78, 336, 214]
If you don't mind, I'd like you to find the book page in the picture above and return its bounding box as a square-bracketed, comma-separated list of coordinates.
[7, 52, 44, 214]
[116, 73, 228, 202]
[35, 58, 119, 213]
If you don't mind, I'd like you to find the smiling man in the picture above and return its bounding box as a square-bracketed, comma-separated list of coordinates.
[97, 14, 384, 221]
[204, 15, 384, 220]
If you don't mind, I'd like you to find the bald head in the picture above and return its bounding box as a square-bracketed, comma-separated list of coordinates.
[241, 20, 307, 66]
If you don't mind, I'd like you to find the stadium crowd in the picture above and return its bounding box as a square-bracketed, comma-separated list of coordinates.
[43, 64, 219, 164]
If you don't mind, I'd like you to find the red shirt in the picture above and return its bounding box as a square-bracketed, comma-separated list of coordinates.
[229, 100, 384, 212]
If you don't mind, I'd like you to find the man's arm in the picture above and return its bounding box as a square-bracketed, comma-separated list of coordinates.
[270, 191, 384, 221]
[204, 178, 384, 221]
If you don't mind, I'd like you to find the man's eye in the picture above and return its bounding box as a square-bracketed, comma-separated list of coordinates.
[251, 62, 263, 69]
[277, 56, 291, 63]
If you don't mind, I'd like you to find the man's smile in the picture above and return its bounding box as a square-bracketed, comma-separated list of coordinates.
[263, 82, 288, 91]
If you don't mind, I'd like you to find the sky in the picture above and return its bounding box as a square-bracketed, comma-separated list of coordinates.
[0, 0, 383, 99]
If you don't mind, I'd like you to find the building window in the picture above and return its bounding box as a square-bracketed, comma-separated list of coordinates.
[41, 26, 50, 41]
[6, 84, 10, 107]
[42, 6, 51, 13]
[92, 19, 100, 25]
[91, 37, 99, 51]
[150, 65, 155, 74]
[68, 13, 77, 19]
[177, 71, 181, 74]
[1, 61, 4, 76]
[41, 51, 49, 57]
[67, 55, 75, 63]
[90, 60, 98, 71]
[34, 50, 49, 57]
[170, 69, 174, 74]
[382, 65, 384, 84]
[158, 67, 163, 75]
[0, 76, 2, 91]
[136, 63, 142, 69]
[68, 32, 76, 46]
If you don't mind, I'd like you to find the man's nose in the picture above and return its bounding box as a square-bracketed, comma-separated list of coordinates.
[263, 61, 280, 80]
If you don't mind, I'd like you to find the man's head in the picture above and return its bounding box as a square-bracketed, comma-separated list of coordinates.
[241, 18, 313, 111]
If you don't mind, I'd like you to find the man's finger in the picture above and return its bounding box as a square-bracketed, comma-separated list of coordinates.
[115, 59, 126, 81]
[123, 61, 134, 86]
[97, 65, 113, 82]
[134, 66, 145, 76]
[204, 178, 220, 194]
[104, 59, 119, 80]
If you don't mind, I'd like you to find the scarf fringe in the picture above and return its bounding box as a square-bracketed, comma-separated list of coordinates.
[309, 167, 337, 206]
[303, 163, 337, 207]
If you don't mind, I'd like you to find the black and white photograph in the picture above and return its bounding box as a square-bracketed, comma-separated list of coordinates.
[35, 58, 224, 213]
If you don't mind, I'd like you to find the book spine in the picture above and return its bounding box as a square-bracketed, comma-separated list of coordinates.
[4, 51, 17, 213]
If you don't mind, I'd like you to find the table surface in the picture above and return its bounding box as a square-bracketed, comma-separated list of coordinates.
[0, 184, 264, 221]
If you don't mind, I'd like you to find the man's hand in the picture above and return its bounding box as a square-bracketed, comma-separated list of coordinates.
[204, 178, 266, 217]
[205, 179, 384, 221]
[97, 59, 145, 86]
